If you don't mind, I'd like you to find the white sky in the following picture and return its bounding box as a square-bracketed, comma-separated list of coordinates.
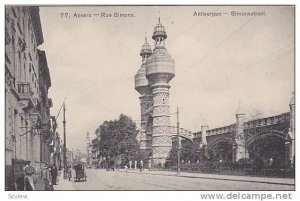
[38, 6, 294, 152]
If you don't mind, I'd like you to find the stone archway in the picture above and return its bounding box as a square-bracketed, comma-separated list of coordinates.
[207, 138, 234, 162]
[246, 131, 287, 169]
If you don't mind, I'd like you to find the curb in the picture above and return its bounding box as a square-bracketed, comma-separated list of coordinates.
[121, 170, 295, 186]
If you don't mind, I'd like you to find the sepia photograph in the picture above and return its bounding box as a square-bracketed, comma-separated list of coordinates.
[4, 4, 295, 193]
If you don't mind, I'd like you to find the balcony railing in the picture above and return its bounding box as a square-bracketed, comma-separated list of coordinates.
[18, 82, 33, 99]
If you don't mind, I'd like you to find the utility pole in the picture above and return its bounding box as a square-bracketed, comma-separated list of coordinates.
[177, 107, 181, 175]
[63, 102, 67, 179]
[87, 132, 90, 166]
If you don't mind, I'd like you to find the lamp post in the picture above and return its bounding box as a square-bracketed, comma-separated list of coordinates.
[176, 107, 181, 175]
[63, 103, 67, 179]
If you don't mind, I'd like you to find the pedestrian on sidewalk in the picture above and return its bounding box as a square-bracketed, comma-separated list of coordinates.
[23, 164, 36, 191]
[67, 168, 72, 181]
[50, 164, 58, 185]
[140, 160, 144, 172]
[106, 160, 109, 171]
[129, 160, 132, 169]
[125, 164, 128, 172]
[134, 160, 137, 170]
[148, 159, 152, 171]
[110, 160, 115, 171]
[42, 165, 53, 190]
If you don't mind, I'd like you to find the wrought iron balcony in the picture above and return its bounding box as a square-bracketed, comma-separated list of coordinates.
[17, 82, 33, 100]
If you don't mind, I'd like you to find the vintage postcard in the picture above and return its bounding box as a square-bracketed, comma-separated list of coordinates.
[4, 5, 295, 193]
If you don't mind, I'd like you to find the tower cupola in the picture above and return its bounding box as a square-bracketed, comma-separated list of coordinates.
[140, 37, 152, 62]
[152, 18, 167, 48]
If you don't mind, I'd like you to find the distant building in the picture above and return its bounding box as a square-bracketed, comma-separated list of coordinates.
[66, 150, 74, 165]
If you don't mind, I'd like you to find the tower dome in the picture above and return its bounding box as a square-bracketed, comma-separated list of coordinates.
[146, 18, 175, 84]
[135, 37, 152, 95]
[135, 65, 148, 95]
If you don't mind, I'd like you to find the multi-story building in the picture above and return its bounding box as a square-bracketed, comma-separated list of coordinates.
[38, 51, 53, 168]
[5, 6, 54, 190]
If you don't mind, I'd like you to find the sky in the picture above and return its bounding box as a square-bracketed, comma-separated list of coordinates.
[38, 5, 294, 152]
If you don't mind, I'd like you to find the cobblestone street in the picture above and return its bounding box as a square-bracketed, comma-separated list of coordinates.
[53, 169, 294, 191]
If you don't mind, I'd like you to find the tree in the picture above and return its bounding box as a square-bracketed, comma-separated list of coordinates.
[167, 139, 201, 166]
[246, 108, 264, 121]
[91, 114, 140, 165]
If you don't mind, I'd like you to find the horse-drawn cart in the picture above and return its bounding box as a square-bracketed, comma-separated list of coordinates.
[73, 163, 87, 182]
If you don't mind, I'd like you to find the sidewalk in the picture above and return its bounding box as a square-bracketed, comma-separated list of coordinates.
[34, 177, 47, 191]
[121, 169, 295, 186]
[34, 170, 65, 190]
[52, 170, 75, 190]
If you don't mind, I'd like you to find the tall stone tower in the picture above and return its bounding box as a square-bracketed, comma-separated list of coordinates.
[146, 18, 175, 166]
[135, 18, 175, 167]
[135, 37, 153, 155]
